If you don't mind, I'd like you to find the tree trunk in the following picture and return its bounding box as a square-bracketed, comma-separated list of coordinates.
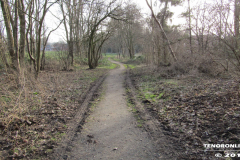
[145, 0, 177, 61]
[18, 0, 25, 67]
[188, 0, 193, 55]
[35, 0, 48, 78]
[161, 0, 168, 64]
[0, 0, 16, 68]
[0, 38, 9, 67]
[68, 40, 74, 65]
[36, 28, 42, 78]
[235, 0, 240, 59]
[40, 50, 45, 70]
[128, 44, 134, 59]
[162, 34, 167, 64]
[13, 0, 20, 72]
[88, 37, 94, 69]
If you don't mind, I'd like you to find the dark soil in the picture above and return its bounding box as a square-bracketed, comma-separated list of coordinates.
[127, 66, 240, 160]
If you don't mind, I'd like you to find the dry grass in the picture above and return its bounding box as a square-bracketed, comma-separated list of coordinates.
[0, 63, 109, 159]
[0, 68, 41, 125]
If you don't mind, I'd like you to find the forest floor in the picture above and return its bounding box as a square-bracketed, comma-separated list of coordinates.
[127, 63, 240, 160]
[1, 57, 240, 160]
[0, 63, 110, 159]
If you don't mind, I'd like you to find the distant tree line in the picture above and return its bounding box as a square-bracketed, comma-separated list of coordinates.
[1, 0, 240, 82]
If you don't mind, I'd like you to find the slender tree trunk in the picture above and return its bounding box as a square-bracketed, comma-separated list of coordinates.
[0, 0, 16, 68]
[218, 0, 223, 46]
[35, 0, 48, 78]
[161, 0, 168, 64]
[0, 33, 9, 67]
[145, 0, 177, 61]
[69, 15, 74, 66]
[162, 35, 167, 63]
[68, 40, 74, 65]
[13, 0, 20, 71]
[26, 1, 35, 68]
[235, 0, 240, 59]
[188, 0, 193, 55]
[41, 27, 46, 70]
[18, 0, 25, 67]
[88, 36, 94, 69]
[61, 0, 75, 66]
[36, 27, 42, 78]
[26, 4, 36, 71]
[41, 50, 45, 70]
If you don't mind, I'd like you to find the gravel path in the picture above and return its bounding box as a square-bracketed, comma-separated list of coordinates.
[67, 60, 159, 160]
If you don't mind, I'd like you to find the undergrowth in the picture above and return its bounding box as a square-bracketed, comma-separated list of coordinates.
[128, 65, 240, 159]
[0, 57, 112, 159]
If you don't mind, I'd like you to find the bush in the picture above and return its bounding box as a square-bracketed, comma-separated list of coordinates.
[157, 54, 224, 78]
[75, 57, 88, 65]
[125, 55, 145, 65]
[197, 58, 222, 76]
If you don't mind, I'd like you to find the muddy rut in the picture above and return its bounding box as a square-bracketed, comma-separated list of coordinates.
[64, 61, 160, 160]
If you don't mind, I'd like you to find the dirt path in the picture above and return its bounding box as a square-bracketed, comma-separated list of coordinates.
[66, 60, 160, 160]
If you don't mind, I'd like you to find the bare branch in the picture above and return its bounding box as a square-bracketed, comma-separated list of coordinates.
[145, 0, 177, 61]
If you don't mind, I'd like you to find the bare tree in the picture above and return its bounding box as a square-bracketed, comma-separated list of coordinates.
[40, 21, 62, 70]
[85, 0, 122, 69]
[190, 2, 214, 55]
[145, 0, 177, 62]
[211, 0, 240, 69]
[187, 0, 193, 55]
[18, 0, 25, 66]
[123, 3, 142, 59]
[60, 0, 75, 66]
[24, 0, 60, 78]
[0, 0, 19, 70]
[26, 0, 36, 69]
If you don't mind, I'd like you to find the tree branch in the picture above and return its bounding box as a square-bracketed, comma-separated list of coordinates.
[145, 0, 177, 61]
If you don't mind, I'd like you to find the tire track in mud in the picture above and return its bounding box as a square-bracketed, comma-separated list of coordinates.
[62, 60, 160, 160]
[52, 60, 179, 160]
[125, 69, 182, 159]
[51, 73, 108, 160]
